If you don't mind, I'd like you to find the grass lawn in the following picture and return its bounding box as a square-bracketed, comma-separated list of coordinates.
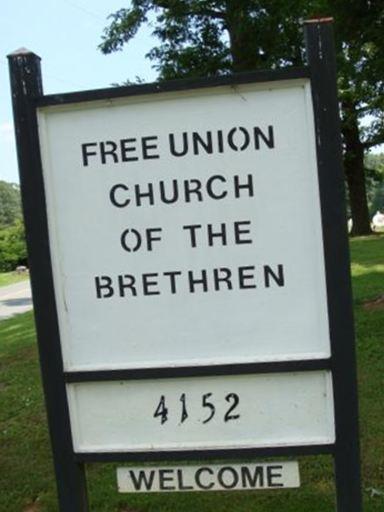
[0, 271, 29, 288]
[0, 235, 383, 511]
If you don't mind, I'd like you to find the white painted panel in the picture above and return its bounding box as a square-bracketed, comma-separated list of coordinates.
[117, 461, 300, 492]
[67, 371, 335, 453]
[38, 79, 330, 371]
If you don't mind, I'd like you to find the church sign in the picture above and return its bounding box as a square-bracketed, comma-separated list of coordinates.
[8, 19, 362, 512]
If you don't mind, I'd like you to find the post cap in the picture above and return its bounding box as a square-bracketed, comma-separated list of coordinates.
[7, 48, 41, 59]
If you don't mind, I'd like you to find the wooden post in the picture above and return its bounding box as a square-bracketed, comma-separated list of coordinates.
[8, 49, 89, 512]
[304, 20, 363, 512]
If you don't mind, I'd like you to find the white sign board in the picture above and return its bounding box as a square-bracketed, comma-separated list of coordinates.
[117, 461, 300, 492]
[68, 371, 334, 453]
[37, 78, 335, 453]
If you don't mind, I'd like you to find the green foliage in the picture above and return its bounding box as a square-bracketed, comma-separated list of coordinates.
[0, 181, 26, 271]
[365, 153, 384, 214]
[100, 1, 383, 116]
[100, 1, 308, 80]
[100, 1, 384, 234]
[334, 0, 384, 123]
[350, 235, 384, 302]
[0, 221, 27, 272]
[0, 180, 22, 228]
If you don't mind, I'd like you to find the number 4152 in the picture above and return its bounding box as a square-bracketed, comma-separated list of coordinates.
[153, 392, 240, 425]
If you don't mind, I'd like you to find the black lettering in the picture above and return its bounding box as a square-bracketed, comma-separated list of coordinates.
[81, 142, 97, 166]
[163, 271, 182, 294]
[224, 393, 240, 421]
[238, 266, 256, 289]
[241, 466, 264, 488]
[228, 127, 250, 151]
[234, 174, 254, 198]
[142, 136, 159, 159]
[217, 130, 224, 153]
[188, 269, 208, 293]
[254, 125, 275, 149]
[154, 395, 168, 424]
[95, 276, 114, 299]
[169, 132, 188, 157]
[206, 175, 227, 200]
[217, 467, 239, 489]
[184, 179, 203, 202]
[239, 127, 251, 150]
[213, 267, 233, 291]
[118, 274, 137, 297]
[142, 273, 160, 296]
[129, 469, 155, 491]
[183, 224, 202, 248]
[195, 467, 214, 490]
[159, 469, 175, 491]
[267, 465, 283, 487]
[110, 183, 130, 207]
[177, 469, 194, 491]
[234, 221, 252, 244]
[227, 127, 239, 151]
[179, 393, 188, 423]
[159, 179, 179, 204]
[120, 138, 138, 162]
[134, 183, 154, 206]
[100, 141, 118, 164]
[264, 264, 285, 287]
[146, 227, 162, 251]
[207, 223, 227, 246]
[192, 131, 213, 155]
[120, 228, 141, 252]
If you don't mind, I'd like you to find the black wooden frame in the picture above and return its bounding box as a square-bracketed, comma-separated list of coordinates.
[8, 20, 362, 512]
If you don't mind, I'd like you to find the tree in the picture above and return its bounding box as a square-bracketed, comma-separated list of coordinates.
[100, 1, 308, 77]
[0, 180, 22, 228]
[100, 0, 384, 235]
[365, 153, 384, 214]
[0, 181, 26, 271]
[0, 221, 27, 272]
[331, 1, 384, 234]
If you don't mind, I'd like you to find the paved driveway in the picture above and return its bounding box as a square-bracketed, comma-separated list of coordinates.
[0, 280, 33, 320]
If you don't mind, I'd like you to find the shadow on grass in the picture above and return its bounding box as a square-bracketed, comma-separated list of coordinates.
[0, 311, 36, 354]
[351, 271, 384, 304]
[349, 234, 384, 267]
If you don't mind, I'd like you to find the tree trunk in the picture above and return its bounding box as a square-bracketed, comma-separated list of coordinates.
[342, 103, 372, 236]
[224, 1, 261, 72]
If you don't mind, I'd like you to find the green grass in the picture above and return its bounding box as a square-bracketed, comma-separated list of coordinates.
[0, 271, 29, 287]
[350, 235, 384, 303]
[0, 236, 383, 511]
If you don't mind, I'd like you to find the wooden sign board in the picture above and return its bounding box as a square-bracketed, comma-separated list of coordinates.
[36, 78, 334, 454]
[8, 20, 362, 512]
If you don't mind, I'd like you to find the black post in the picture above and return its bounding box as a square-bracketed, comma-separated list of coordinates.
[304, 20, 363, 511]
[7, 49, 89, 512]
